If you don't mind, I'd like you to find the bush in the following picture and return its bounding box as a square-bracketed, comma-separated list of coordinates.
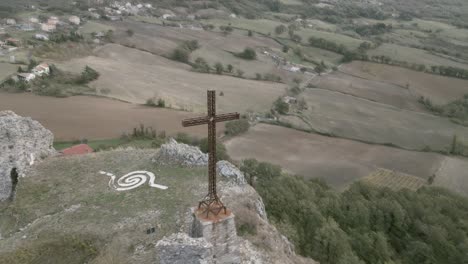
[171, 48, 189, 63]
[214, 62, 224, 74]
[78, 66, 99, 84]
[225, 119, 250, 136]
[274, 98, 289, 114]
[145, 97, 165, 108]
[198, 138, 230, 160]
[193, 57, 210, 73]
[236, 47, 257, 60]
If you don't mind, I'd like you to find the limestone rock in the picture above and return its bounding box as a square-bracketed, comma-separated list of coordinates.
[217, 161, 247, 186]
[153, 139, 208, 167]
[155, 233, 214, 264]
[0, 111, 55, 201]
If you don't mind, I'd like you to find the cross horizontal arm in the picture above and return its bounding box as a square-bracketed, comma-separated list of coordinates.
[182, 113, 240, 127]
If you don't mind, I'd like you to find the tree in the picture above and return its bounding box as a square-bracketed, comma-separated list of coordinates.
[275, 24, 287, 35]
[247, 30, 253, 37]
[214, 62, 224, 74]
[171, 48, 189, 63]
[225, 119, 250, 136]
[236, 69, 244, 78]
[227, 64, 234, 73]
[236, 47, 257, 60]
[282, 45, 289, 53]
[315, 64, 326, 75]
[126, 29, 134, 36]
[274, 98, 289, 114]
[193, 57, 210, 73]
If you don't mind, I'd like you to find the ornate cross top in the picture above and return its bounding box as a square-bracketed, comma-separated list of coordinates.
[182, 90, 239, 217]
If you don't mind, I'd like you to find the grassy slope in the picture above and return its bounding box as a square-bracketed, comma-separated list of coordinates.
[0, 149, 207, 264]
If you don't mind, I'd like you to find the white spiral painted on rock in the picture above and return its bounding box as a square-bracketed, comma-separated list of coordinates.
[99, 171, 168, 191]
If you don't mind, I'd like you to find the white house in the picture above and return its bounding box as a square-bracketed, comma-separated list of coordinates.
[41, 23, 56, 32]
[34, 34, 49, 41]
[283, 96, 298, 104]
[6, 18, 16, 25]
[29, 17, 39, 23]
[69, 16, 81, 25]
[230, 13, 237, 18]
[162, 14, 175, 20]
[32, 63, 50, 77]
[17, 73, 36, 82]
[47, 16, 59, 25]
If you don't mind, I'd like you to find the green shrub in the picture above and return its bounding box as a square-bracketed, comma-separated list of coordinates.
[236, 47, 257, 60]
[193, 57, 210, 73]
[274, 97, 289, 114]
[171, 48, 189, 63]
[225, 119, 250, 136]
[198, 138, 230, 160]
[214, 62, 224, 74]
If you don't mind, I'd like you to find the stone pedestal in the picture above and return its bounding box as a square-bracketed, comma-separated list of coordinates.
[156, 233, 214, 264]
[190, 208, 240, 264]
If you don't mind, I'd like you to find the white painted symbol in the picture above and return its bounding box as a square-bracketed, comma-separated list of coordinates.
[99, 171, 168, 191]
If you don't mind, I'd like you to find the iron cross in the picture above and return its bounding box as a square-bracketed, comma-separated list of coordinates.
[182, 90, 239, 217]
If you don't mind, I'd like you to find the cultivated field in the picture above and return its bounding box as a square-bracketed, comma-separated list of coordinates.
[368, 43, 468, 70]
[0, 63, 18, 80]
[0, 93, 221, 141]
[433, 157, 468, 196]
[282, 88, 468, 151]
[360, 168, 427, 191]
[225, 124, 449, 190]
[340, 61, 468, 105]
[310, 71, 425, 111]
[56, 44, 286, 113]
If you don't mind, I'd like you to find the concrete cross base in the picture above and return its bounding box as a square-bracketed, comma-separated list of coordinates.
[190, 207, 241, 264]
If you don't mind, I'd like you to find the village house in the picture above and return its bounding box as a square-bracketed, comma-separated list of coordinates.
[69, 16, 81, 25]
[47, 16, 59, 25]
[6, 18, 16, 25]
[0, 40, 5, 47]
[283, 96, 298, 104]
[29, 17, 39, 23]
[17, 73, 36, 82]
[34, 34, 49, 41]
[32, 63, 50, 77]
[41, 23, 56, 32]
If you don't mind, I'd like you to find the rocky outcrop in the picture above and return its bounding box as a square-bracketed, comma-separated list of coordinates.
[0, 111, 55, 201]
[153, 139, 314, 264]
[152, 139, 208, 167]
[217, 161, 247, 186]
[156, 233, 214, 264]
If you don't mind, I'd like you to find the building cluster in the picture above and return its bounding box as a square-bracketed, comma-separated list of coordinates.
[100, 2, 154, 20]
[16, 63, 50, 83]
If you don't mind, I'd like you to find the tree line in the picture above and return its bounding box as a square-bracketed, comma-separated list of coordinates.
[240, 159, 468, 264]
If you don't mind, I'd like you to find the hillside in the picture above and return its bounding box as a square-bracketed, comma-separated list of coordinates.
[0, 147, 312, 264]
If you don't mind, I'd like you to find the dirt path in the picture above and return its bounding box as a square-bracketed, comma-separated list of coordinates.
[0, 93, 221, 141]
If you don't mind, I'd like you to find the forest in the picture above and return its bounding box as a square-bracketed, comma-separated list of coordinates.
[240, 159, 468, 264]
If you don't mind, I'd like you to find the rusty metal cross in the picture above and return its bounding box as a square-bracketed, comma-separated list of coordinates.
[182, 90, 239, 217]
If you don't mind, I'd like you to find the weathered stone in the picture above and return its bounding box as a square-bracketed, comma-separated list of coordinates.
[190, 210, 240, 264]
[152, 139, 208, 167]
[217, 161, 247, 186]
[0, 111, 55, 201]
[155, 233, 214, 264]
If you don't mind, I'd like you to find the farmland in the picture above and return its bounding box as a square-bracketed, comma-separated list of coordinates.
[225, 124, 468, 194]
[0, 93, 221, 141]
[56, 44, 286, 113]
[360, 168, 427, 191]
[340, 61, 468, 105]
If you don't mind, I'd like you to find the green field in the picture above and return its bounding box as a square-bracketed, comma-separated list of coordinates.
[368, 43, 468, 69]
[0, 63, 18, 81]
[296, 28, 364, 50]
[201, 18, 284, 35]
[79, 21, 115, 34]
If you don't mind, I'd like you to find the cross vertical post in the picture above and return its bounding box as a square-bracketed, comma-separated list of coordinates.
[182, 90, 240, 218]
